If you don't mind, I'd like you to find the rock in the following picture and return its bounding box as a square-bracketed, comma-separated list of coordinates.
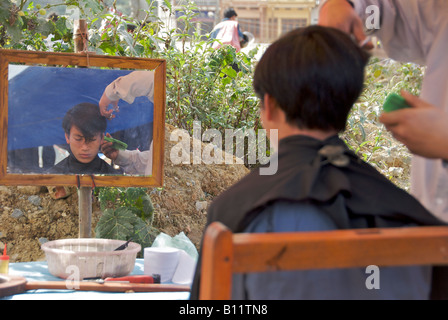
[28, 195, 41, 206]
[38, 238, 49, 244]
[195, 201, 208, 212]
[0, 186, 12, 195]
[11, 209, 24, 219]
[17, 186, 44, 195]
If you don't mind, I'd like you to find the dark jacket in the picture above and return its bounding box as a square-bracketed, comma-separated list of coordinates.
[48, 153, 123, 175]
[191, 134, 447, 299]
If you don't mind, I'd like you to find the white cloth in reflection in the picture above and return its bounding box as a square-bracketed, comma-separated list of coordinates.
[115, 142, 153, 176]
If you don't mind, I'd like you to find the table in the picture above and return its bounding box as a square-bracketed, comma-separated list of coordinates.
[2, 259, 191, 300]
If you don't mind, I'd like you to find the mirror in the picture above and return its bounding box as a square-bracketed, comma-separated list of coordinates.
[0, 49, 166, 187]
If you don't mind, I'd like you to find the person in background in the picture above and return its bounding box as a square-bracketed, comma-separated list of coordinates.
[190, 26, 446, 300]
[210, 8, 248, 52]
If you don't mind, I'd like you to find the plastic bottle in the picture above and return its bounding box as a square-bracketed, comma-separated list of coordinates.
[0, 243, 9, 274]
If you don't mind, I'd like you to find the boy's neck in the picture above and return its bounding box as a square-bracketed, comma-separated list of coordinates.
[271, 125, 337, 151]
[280, 125, 337, 141]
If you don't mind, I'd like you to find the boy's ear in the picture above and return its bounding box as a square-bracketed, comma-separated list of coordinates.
[263, 93, 278, 121]
[65, 132, 70, 144]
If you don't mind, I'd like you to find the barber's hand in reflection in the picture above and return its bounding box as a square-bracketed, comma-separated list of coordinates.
[318, 0, 373, 49]
[379, 91, 448, 160]
[101, 133, 119, 161]
[99, 92, 120, 119]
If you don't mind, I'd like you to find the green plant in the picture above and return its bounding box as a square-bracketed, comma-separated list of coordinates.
[95, 187, 159, 254]
[0, 0, 103, 51]
[153, 0, 260, 136]
[343, 57, 425, 190]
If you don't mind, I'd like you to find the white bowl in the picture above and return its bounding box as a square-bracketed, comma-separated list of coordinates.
[41, 238, 141, 280]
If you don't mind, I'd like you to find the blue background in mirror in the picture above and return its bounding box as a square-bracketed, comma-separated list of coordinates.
[8, 66, 154, 151]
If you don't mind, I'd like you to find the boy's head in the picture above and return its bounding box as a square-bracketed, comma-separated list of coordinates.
[253, 25, 370, 133]
[62, 102, 107, 164]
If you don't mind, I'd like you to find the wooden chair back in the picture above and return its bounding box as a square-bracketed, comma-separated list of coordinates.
[199, 221, 448, 299]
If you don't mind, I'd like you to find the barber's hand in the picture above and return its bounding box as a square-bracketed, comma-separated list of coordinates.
[99, 92, 120, 119]
[101, 133, 119, 161]
[319, 0, 373, 49]
[379, 91, 448, 160]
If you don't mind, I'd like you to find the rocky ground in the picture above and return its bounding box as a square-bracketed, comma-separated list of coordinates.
[0, 124, 249, 262]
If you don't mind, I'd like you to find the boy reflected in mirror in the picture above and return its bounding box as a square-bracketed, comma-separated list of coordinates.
[47, 102, 123, 175]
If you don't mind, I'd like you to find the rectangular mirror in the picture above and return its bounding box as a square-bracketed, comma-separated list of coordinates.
[0, 49, 166, 187]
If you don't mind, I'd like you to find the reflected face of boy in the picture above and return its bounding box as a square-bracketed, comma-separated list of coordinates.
[65, 125, 103, 164]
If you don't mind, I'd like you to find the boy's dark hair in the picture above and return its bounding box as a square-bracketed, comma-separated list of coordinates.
[223, 8, 237, 19]
[62, 102, 107, 139]
[253, 25, 370, 132]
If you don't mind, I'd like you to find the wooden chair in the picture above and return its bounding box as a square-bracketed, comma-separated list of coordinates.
[199, 221, 448, 300]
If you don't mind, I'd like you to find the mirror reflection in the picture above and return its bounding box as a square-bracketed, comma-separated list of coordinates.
[7, 65, 154, 176]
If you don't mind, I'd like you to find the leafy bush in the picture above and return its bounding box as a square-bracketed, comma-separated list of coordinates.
[0, 0, 98, 51]
[344, 58, 425, 190]
[95, 187, 159, 252]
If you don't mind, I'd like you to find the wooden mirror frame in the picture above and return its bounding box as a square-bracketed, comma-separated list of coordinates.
[0, 49, 165, 187]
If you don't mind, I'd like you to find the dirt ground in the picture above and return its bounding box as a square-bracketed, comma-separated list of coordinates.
[0, 124, 249, 262]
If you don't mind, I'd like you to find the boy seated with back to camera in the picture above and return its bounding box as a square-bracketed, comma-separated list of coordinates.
[191, 25, 447, 300]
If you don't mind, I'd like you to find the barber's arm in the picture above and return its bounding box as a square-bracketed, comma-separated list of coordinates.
[101, 135, 152, 175]
[99, 70, 155, 118]
[104, 70, 155, 104]
[318, 0, 373, 49]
